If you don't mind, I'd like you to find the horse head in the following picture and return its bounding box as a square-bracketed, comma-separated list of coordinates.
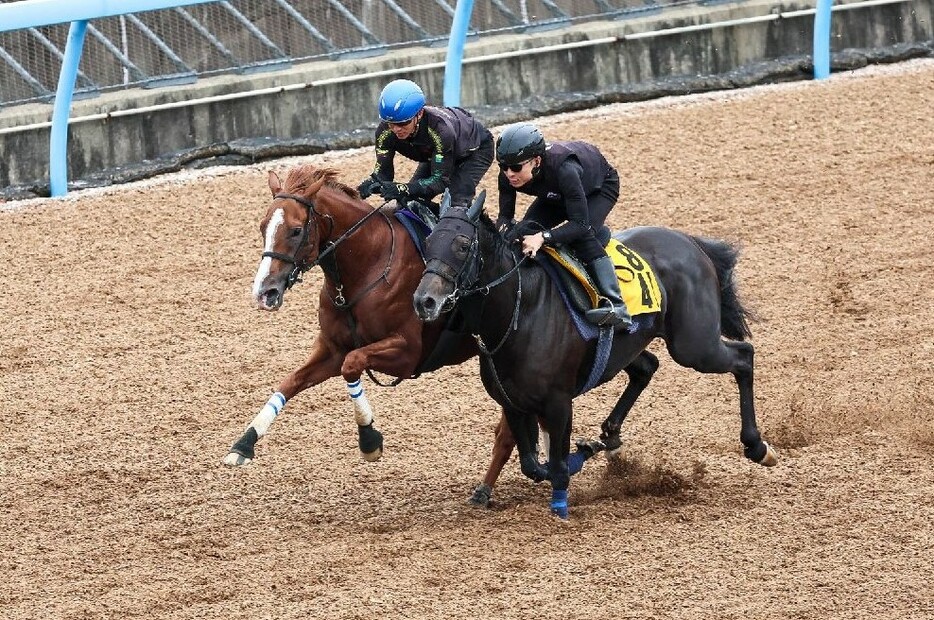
[251, 166, 334, 310]
[413, 190, 487, 322]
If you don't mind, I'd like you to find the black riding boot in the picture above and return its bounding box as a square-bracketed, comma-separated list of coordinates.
[585, 256, 632, 328]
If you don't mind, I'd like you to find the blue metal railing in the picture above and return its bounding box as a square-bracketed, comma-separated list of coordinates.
[0, 0, 838, 197]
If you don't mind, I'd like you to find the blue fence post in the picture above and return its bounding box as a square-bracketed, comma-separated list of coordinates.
[443, 0, 475, 106]
[813, 0, 833, 79]
[50, 21, 88, 197]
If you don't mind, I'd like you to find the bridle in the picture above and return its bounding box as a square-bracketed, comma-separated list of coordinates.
[262, 192, 333, 290]
[263, 192, 394, 307]
[424, 208, 526, 356]
[423, 206, 528, 408]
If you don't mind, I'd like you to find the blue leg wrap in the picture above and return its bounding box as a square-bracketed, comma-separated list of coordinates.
[551, 489, 569, 519]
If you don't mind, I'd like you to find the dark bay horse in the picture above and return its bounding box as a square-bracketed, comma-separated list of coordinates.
[223, 164, 479, 466]
[413, 194, 778, 518]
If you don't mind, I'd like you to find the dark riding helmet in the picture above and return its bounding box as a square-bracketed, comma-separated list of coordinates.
[496, 123, 546, 166]
[378, 79, 426, 123]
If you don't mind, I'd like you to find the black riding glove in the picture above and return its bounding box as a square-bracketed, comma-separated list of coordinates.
[357, 174, 382, 199]
[380, 181, 410, 203]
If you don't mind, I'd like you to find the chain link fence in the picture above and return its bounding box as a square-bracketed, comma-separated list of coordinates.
[0, 0, 700, 109]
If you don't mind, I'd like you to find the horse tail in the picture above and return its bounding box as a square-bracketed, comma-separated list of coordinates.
[691, 235, 754, 341]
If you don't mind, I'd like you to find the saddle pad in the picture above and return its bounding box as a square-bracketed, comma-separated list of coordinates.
[541, 239, 662, 316]
[394, 207, 432, 260]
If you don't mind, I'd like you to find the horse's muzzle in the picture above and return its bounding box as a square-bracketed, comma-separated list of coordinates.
[256, 287, 283, 311]
[413, 291, 440, 322]
[413, 273, 453, 322]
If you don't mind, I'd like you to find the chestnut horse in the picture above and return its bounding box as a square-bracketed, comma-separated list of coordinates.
[413, 194, 778, 518]
[223, 164, 478, 466]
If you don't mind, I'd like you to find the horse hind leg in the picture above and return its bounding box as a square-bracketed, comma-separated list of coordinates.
[725, 340, 778, 466]
[470, 412, 514, 508]
[601, 351, 659, 455]
[668, 335, 778, 466]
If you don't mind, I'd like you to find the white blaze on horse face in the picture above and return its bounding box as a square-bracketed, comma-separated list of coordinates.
[252, 207, 286, 302]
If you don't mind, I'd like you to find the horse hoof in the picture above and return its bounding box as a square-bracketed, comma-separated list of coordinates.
[550, 506, 569, 520]
[358, 424, 383, 461]
[223, 451, 252, 467]
[759, 442, 779, 467]
[468, 484, 493, 508]
[601, 432, 622, 452]
[361, 447, 383, 462]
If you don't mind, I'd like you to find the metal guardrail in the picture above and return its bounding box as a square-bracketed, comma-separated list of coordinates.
[0, 0, 671, 109]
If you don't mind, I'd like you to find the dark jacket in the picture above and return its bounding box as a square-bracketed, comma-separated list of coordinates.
[372, 106, 491, 199]
[498, 141, 615, 244]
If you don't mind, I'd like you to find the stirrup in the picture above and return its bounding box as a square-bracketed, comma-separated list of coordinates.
[584, 301, 631, 327]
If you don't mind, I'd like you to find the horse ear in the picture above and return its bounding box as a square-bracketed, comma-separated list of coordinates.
[439, 189, 452, 216]
[268, 171, 282, 196]
[307, 176, 327, 197]
[466, 190, 486, 221]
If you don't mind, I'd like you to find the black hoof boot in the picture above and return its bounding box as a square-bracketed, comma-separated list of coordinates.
[469, 483, 493, 508]
[358, 423, 384, 462]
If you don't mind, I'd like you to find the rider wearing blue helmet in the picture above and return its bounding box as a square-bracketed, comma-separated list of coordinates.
[356, 79, 494, 214]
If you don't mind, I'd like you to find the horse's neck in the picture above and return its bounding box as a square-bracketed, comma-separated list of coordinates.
[318, 196, 396, 281]
[472, 231, 533, 334]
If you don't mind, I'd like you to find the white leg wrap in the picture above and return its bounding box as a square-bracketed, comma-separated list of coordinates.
[347, 380, 374, 427]
[251, 391, 286, 438]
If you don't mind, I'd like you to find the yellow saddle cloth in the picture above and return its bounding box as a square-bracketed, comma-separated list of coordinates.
[541, 239, 662, 316]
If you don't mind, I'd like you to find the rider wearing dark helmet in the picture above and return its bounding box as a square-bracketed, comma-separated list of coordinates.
[495, 122, 631, 328]
[356, 79, 494, 213]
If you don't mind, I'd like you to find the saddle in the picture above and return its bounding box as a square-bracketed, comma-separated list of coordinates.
[537, 239, 662, 319]
[535, 240, 661, 396]
[393, 198, 439, 261]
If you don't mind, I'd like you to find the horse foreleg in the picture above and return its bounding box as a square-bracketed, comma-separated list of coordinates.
[345, 378, 383, 462]
[340, 334, 422, 462]
[223, 342, 342, 467]
[600, 351, 659, 455]
[544, 410, 573, 519]
[499, 408, 547, 484]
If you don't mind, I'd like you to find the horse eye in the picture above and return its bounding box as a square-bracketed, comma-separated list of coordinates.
[454, 237, 471, 256]
[289, 227, 302, 238]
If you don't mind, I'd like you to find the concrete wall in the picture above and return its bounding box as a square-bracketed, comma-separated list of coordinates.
[1, 0, 932, 194]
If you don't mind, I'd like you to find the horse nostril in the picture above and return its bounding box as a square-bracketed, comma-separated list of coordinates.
[422, 297, 436, 312]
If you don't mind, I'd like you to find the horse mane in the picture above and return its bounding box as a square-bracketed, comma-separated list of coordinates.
[283, 163, 359, 199]
[477, 210, 508, 251]
[477, 210, 525, 261]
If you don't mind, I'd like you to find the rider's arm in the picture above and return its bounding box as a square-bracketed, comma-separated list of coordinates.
[373, 125, 397, 182]
[549, 159, 591, 244]
[409, 125, 454, 199]
[497, 173, 517, 220]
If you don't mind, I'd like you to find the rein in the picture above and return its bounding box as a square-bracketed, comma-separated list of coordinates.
[462, 251, 525, 357]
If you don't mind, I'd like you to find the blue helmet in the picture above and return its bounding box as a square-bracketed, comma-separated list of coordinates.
[378, 79, 425, 123]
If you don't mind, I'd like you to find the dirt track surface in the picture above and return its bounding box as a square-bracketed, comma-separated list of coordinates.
[2, 60, 933, 619]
